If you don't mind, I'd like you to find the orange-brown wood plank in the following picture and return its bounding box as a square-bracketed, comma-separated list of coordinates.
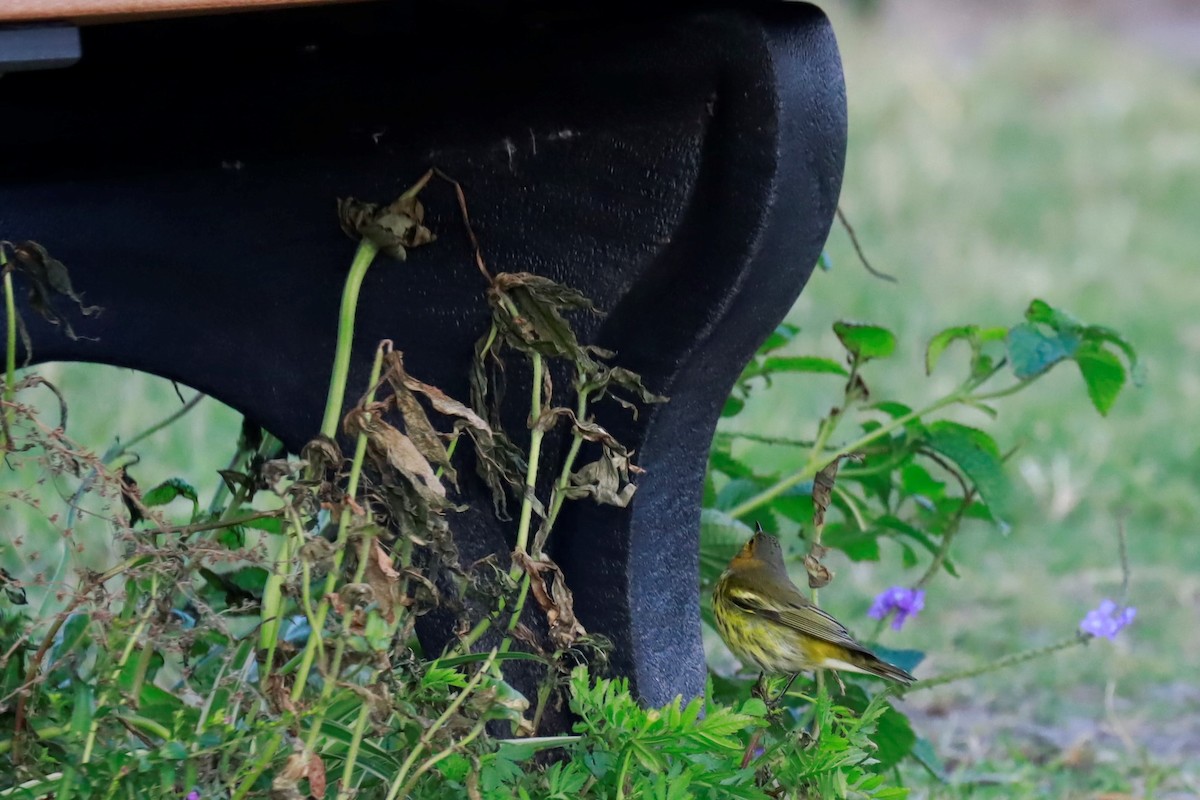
[0, 0, 363, 25]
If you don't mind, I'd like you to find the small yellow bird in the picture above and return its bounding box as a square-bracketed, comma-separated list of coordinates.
[713, 526, 915, 685]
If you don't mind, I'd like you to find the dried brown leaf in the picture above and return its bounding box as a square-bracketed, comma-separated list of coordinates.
[345, 408, 445, 500]
[307, 753, 327, 799]
[363, 537, 405, 623]
[513, 551, 586, 651]
[337, 179, 436, 261]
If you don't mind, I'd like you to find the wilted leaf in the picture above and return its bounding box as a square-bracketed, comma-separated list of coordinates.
[563, 447, 638, 509]
[804, 548, 833, 589]
[363, 536, 405, 623]
[337, 173, 436, 260]
[301, 435, 343, 477]
[345, 408, 445, 500]
[513, 552, 586, 651]
[489, 271, 596, 362]
[3, 240, 102, 361]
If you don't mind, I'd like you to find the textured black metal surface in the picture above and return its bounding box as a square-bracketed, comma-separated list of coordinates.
[0, 1, 845, 709]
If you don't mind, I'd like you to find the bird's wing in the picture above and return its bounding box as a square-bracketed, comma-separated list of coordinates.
[725, 584, 866, 652]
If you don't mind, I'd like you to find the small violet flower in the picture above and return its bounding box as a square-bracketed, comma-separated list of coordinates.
[186, 792, 200, 800]
[1080, 599, 1136, 641]
[868, 586, 925, 630]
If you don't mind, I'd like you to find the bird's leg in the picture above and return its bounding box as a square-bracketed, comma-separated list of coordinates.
[829, 670, 846, 696]
[751, 672, 769, 703]
[773, 673, 799, 705]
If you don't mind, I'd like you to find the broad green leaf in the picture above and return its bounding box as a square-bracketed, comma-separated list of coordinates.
[823, 523, 880, 562]
[1024, 298, 1078, 329]
[240, 516, 283, 534]
[770, 482, 814, 525]
[721, 395, 745, 418]
[924, 421, 1011, 524]
[708, 449, 755, 480]
[761, 356, 848, 377]
[834, 321, 896, 361]
[1083, 325, 1143, 386]
[699, 509, 752, 587]
[142, 478, 199, 509]
[715, 478, 764, 512]
[1075, 343, 1127, 416]
[1005, 322, 1078, 379]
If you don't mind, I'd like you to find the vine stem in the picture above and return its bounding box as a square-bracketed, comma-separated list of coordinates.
[727, 392, 961, 521]
[905, 634, 1088, 693]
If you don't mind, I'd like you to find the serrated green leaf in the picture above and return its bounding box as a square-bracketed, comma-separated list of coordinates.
[761, 356, 849, 377]
[1075, 342, 1127, 416]
[924, 421, 1011, 524]
[833, 321, 896, 361]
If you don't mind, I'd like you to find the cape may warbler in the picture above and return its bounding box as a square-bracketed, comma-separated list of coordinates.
[713, 527, 915, 684]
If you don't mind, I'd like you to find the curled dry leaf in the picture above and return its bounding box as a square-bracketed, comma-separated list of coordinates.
[3, 240, 102, 362]
[337, 174, 436, 261]
[804, 549, 833, 590]
[362, 537, 407, 623]
[513, 551, 586, 651]
[345, 407, 445, 502]
[301, 435, 343, 477]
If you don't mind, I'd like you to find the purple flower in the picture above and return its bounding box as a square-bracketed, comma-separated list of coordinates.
[868, 587, 925, 630]
[1080, 599, 1136, 640]
[186, 792, 200, 800]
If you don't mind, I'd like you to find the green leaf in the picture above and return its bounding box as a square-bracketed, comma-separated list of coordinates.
[69, 682, 95, 737]
[759, 323, 800, 354]
[699, 509, 753, 588]
[761, 356, 848, 377]
[1005, 323, 1078, 379]
[715, 479, 764, 513]
[823, 523, 880, 562]
[1082, 325, 1143, 386]
[709, 449, 755, 480]
[721, 395, 745, 418]
[925, 325, 974, 375]
[833, 321, 896, 361]
[909, 737, 948, 781]
[924, 421, 1011, 524]
[770, 482, 815, 525]
[240, 516, 282, 534]
[1075, 343, 1127, 416]
[142, 478, 199, 509]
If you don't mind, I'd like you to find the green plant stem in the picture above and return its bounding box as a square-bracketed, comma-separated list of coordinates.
[290, 343, 386, 705]
[2, 265, 15, 449]
[320, 239, 380, 439]
[538, 384, 589, 554]
[512, 352, 545, 570]
[615, 749, 633, 800]
[727, 393, 961, 520]
[906, 634, 1088, 693]
[396, 717, 488, 799]
[384, 649, 499, 800]
[337, 703, 373, 800]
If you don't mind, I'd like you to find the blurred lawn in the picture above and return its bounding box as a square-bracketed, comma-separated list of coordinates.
[3, 3, 1198, 797]
[723, 4, 1200, 797]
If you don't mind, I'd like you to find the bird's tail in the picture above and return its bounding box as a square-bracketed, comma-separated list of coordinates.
[853, 650, 916, 684]
[825, 649, 916, 685]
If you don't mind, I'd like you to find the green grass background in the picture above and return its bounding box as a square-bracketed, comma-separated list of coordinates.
[4, 3, 1198, 798]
